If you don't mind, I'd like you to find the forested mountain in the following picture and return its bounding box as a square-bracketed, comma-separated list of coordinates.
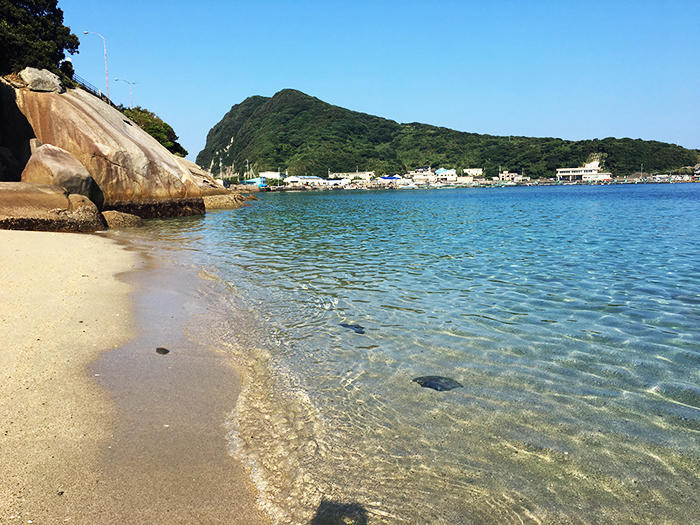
[197, 89, 699, 179]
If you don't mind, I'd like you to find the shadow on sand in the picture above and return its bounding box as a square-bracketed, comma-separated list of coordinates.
[310, 498, 369, 525]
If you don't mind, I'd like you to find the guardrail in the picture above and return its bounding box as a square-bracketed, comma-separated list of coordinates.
[72, 73, 116, 107]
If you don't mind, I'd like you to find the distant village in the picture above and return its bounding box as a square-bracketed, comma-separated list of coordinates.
[219, 160, 700, 191]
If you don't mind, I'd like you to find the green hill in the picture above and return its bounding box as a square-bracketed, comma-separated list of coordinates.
[196, 89, 699, 179]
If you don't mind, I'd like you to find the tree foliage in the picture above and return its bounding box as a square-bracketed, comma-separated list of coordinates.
[0, 0, 79, 75]
[121, 106, 188, 157]
[197, 89, 699, 178]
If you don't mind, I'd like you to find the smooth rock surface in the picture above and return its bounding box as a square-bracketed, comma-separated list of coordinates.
[101, 210, 143, 228]
[18, 67, 63, 93]
[0, 181, 105, 231]
[14, 85, 221, 215]
[202, 192, 248, 210]
[21, 144, 102, 207]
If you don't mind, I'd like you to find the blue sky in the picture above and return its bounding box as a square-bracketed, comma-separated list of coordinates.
[61, 0, 700, 160]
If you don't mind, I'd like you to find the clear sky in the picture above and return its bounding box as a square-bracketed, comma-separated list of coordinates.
[61, 0, 700, 161]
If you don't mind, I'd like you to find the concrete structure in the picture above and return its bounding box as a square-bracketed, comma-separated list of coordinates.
[462, 168, 483, 177]
[499, 171, 519, 181]
[556, 160, 612, 182]
[259, 171, 284, 180]
[283, 175, 349, 187]
[330, 170, 375, 181]
[435, 168, 458, 183]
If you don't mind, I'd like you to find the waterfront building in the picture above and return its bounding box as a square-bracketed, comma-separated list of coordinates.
[498, 171, 519, 181]
[259, 171, 284, 180]
[283, 175, 325, 185]
[435, 168, 458, 183]
[330, 170, 375, 181]
[463, 168, 483, 177]
[556, 161, 612, 182]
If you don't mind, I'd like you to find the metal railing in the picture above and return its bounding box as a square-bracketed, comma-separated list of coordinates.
[72, 72, 116, 107]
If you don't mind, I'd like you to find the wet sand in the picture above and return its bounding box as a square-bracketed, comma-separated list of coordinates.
[0, 230, 267, 524]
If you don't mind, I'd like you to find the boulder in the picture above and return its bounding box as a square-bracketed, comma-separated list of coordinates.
[101, 210, 143, 228]
[21, 144, 103, 207]
[18, 67, 64, 93]
[14, 82, 205, 217]
[0, 182, 105, 232]
[202, 193, 248, 210]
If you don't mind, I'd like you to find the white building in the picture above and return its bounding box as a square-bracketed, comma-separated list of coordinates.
[462, 168, 483, 177]
[330, 170, 375, 181]
[556, 160, 611, 182]
[435, 168, 458, 183]
[499, 171, 519, 181]
[259, 171, 284, 180]
[283, 175, 324, 185]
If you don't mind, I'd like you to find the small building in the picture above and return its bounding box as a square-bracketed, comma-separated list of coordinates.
[283, 175, 325, 185]
[330, 171, 375, 181]
[242, 177, 268, 188]
[462, 168, 483, 177]
[435, 168, 458, 183]
[259, 171, 284, 180]
[556, 160, 611, 182]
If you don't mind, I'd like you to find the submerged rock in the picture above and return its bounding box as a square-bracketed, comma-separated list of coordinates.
[339, 323, 365, 334]
[412, 376, 463, 392]
[101, 210, 143, 228]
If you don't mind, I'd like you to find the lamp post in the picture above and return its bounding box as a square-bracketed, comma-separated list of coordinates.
[83, 31, 109, 101]
[114, 77, 135, 108]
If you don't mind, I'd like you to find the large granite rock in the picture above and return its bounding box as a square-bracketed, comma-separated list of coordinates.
[21, 144, 103, 207]
[13, 83, 214, 217]
[18, 67, 64, 93]
[176, 157, 227, 196]
[0, 182, 105, 232]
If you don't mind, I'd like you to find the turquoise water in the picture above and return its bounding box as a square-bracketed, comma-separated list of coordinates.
[134, 185, 699, 523]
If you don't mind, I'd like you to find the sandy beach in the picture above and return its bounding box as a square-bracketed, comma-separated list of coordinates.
[0, 230, 267, 524]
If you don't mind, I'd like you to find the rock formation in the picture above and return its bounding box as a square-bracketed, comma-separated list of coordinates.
[101, 210, 143, 228]
[18, 67, 64, 93]
[21, 143, 103, 207]
[2, 68, 233, 219]
[0, 182, 105, 232]
[0, 68, 247, 231]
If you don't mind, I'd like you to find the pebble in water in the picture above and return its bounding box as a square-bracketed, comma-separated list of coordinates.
[155, 347, 170, 355]
[413, 376, 463, 391]
[339, 323, 365, 334]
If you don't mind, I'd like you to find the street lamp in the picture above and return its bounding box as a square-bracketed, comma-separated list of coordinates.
[83, 31, 109, 101]
[114, 77, 135, 108]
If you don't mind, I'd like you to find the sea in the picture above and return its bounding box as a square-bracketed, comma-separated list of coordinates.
[120, 184, 699, 524]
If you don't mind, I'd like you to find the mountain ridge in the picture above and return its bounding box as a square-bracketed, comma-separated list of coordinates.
[197, 89, 699, 179]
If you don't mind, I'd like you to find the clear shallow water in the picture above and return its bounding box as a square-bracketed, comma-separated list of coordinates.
[127, 185, 699, 523]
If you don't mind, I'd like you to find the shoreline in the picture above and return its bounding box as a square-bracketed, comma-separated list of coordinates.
[0, 230, 267, 523]
[0, 230, 137, 522]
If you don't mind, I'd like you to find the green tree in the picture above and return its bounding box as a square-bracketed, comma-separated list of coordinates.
[121, 106, 188, 157]
[0, 0, 79, 75]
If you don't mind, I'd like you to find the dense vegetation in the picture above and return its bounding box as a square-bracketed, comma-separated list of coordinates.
[0, 0, 79, 76]
[120, 106, 188, 156]
[197, 90, 699, 179]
